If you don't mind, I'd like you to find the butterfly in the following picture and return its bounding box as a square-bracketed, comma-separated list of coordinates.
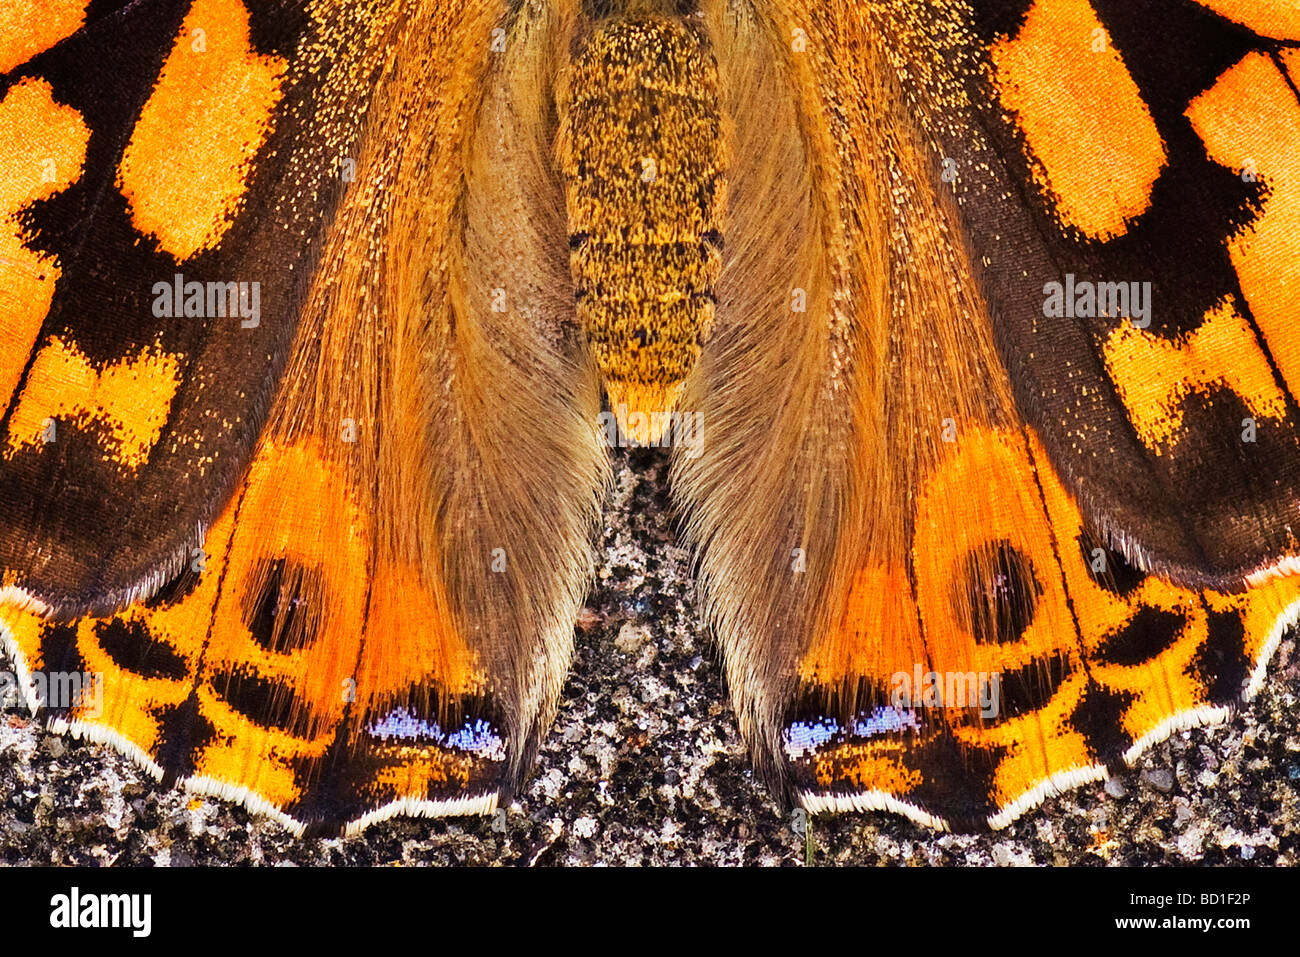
[1, 0, 1298, 839]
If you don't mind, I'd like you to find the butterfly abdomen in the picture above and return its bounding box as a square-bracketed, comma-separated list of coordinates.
[557, 13, 725, 443]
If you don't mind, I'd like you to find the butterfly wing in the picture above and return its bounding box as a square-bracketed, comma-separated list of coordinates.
[0, 0, 606, 833]
[899, 0, 1300, 587]
[675, 0, 1300, 829]
[0, 0, 370, 614]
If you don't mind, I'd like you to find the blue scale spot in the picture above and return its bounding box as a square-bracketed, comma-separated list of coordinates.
[782, 706, 921, 760]
[849, 705, 921, 738]
[368, 708, 506, 761]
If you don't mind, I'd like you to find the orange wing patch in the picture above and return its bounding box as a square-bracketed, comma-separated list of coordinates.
[799, 563, 923, 692]
[919, 430, 1094, 822]
[1032, 427, 1300, 780]
[1, 549, 212, 775]
[189, 440, 371, 810]
[1101, 304, 1289, 455]
[1187, 49, 1300, 401]
[0, 0, 86, 74]
[911, 429, 1079, 685]
[990, 0, 1166, 240]
[1191, 1, 1300, 40]
[117, 0, 287, 260]
[3, 335, 182, 470]
[791, 428, 1095, 827]
[0, 77, 90, 408]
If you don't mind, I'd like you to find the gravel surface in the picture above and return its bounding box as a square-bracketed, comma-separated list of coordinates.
[2, 448, 1297, 866]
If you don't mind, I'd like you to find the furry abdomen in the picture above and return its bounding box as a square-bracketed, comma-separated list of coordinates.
[557, 13, 726, 441]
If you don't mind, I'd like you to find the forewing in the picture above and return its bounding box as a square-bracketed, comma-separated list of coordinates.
[893, 0, 1300, 587]
[0, 0, 376, 614]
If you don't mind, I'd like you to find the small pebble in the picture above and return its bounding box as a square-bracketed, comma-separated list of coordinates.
[614, 623, 650, 654]
[1143, 768, 1175, 793]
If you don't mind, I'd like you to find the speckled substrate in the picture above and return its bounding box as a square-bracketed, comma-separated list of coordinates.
[2, 448, 1298, 866]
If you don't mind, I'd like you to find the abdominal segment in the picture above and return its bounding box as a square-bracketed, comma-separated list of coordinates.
[557, 12, 726, 444]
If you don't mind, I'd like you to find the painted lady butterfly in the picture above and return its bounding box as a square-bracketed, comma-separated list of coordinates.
[1, 0, 1298, 841]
